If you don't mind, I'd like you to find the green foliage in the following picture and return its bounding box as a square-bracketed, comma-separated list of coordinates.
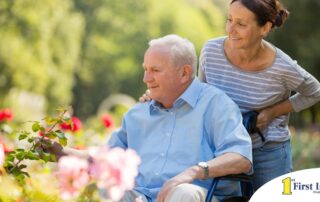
[71, 0, 225, 118]
[0, 0, 84, 112]
[292, 129, 320, 170]
[3, 108, 70, 184]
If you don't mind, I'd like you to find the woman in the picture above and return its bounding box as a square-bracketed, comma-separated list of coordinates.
[199, 0, 320, 190]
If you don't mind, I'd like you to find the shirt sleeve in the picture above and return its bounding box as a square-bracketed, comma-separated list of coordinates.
[205, 91, 253, 163]
[288, 63, 320, 112]
[107, 117, 128, 149]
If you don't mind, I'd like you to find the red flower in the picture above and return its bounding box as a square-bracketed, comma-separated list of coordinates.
[60, 117, 82, 132]
[101, 113, 114, 128]
[0, 140, 13, 153]
[0, 108, 13, 122]
[38, 128, 50, 140]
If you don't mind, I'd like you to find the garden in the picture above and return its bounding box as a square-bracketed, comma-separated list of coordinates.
[1, 0, 320, 201]
[1, 107, 320, 201]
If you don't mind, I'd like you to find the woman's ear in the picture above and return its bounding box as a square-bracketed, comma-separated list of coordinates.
[261, 21, 273, 37]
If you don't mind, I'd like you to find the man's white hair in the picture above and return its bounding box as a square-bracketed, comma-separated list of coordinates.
[148, 34, 197, 77]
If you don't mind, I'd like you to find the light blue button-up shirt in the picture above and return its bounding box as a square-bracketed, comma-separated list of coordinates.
[108, 78, 252, 201]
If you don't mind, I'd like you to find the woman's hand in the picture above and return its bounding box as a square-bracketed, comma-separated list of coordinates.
[256, 108, 275, 130]
[139, 89, 151, 102]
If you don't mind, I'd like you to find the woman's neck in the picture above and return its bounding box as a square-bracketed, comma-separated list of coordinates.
[225, 39, 272, 71]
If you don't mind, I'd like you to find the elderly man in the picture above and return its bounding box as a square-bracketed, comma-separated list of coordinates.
[47, 34, 252, 202]
[107, 34, 252, 202]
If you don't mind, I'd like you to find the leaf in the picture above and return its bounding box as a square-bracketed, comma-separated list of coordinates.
[18, 131, 30, 138]
[5, 154, 15, 162]
[26, 151, 40, 160]
[16, 149, 25, 152]
[59, 138, 67, 146]
[19, 134, 28, 140]
[18, 164, 27, 170]
[28, 137, 34, 143]
[40, 126, 46, 132]
[50, 154, 57, 162]
[44, 116, 59, 125]
[56, 131, 66, 139]
[48, 131, 56, 139]
[56, 107, 66, 113]
[32, 122, 41, 132]
[16, 152, 26, 160]
[42, 153, 51, 163]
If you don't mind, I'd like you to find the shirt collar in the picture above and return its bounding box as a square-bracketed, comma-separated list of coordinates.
[149, 77, 202, 114]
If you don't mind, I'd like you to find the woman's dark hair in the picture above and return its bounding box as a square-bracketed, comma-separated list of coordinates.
[231, 0, 290, 28]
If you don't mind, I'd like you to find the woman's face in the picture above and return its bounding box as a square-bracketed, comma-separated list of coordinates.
[226, 1, 268, 49]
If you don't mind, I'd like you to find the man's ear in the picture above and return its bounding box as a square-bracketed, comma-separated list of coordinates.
[180, 64, 193, 83]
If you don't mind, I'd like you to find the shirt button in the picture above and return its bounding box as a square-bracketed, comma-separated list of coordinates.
[166, 133, 170, 137]
[170, 112, 174, 115]
[155, 172, 159, 176]
[160, 153, 165, 157]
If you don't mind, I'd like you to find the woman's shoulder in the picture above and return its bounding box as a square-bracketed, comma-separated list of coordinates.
[272, 46, 307, 78]
[204, 36, 226, 48]
[274, 46, 297, 67]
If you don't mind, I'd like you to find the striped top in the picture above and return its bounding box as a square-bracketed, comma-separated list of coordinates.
[199, 36, 320, 148]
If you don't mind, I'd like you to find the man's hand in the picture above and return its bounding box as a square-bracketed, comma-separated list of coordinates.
[35, 138, 64, 161]
[156, 166, 199, 202]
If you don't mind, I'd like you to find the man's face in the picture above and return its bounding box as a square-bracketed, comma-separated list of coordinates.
[143, 47, 182, 108]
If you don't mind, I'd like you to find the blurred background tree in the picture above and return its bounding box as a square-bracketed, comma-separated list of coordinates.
[0, 0, 319, 125]
[0, 0, 83, 120]
[0, 0, 319, 187]
[71, 0, 224, 118]
[267, 0, 320, 126]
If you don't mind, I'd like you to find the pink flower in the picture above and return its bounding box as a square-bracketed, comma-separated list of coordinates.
[0, 143, 4, 167]
[101, 113, 114, 128]
[57, 156, 90, 200]
[60, 116, 82, 132]
[89, 147, 141, 201]
[0, 108, 13, 122]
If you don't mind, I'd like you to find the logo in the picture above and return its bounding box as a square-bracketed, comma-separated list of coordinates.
[250, 168, 320, 202]
[282, 177, 320, 195]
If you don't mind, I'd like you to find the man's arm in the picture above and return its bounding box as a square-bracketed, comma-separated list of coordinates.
[39, 140, 89, 160]
[40, 116, 129, 160]
[156, 153, 251, 202]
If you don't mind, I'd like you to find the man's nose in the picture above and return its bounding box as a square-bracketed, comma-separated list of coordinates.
[143, 71, 152, 83]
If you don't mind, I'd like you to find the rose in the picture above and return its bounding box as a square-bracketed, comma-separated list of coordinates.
[101, 113, 114, 128]
[57, 146, 141, 201]
[0, 108, 13, 122]
[89, 147, 141, 201]
[57, 156, 90, 200]
[60, 116, 82, 132]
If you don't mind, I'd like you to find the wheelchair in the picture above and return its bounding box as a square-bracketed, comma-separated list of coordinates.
[205, 173, 254, 202]
[205, 111, 259, 202]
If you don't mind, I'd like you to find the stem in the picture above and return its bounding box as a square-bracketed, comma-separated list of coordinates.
[7, 109, 68, 174]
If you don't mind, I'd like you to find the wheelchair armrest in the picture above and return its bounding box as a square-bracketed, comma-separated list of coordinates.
[205, 173, 253, 202]
[217, 173, 253, 182]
